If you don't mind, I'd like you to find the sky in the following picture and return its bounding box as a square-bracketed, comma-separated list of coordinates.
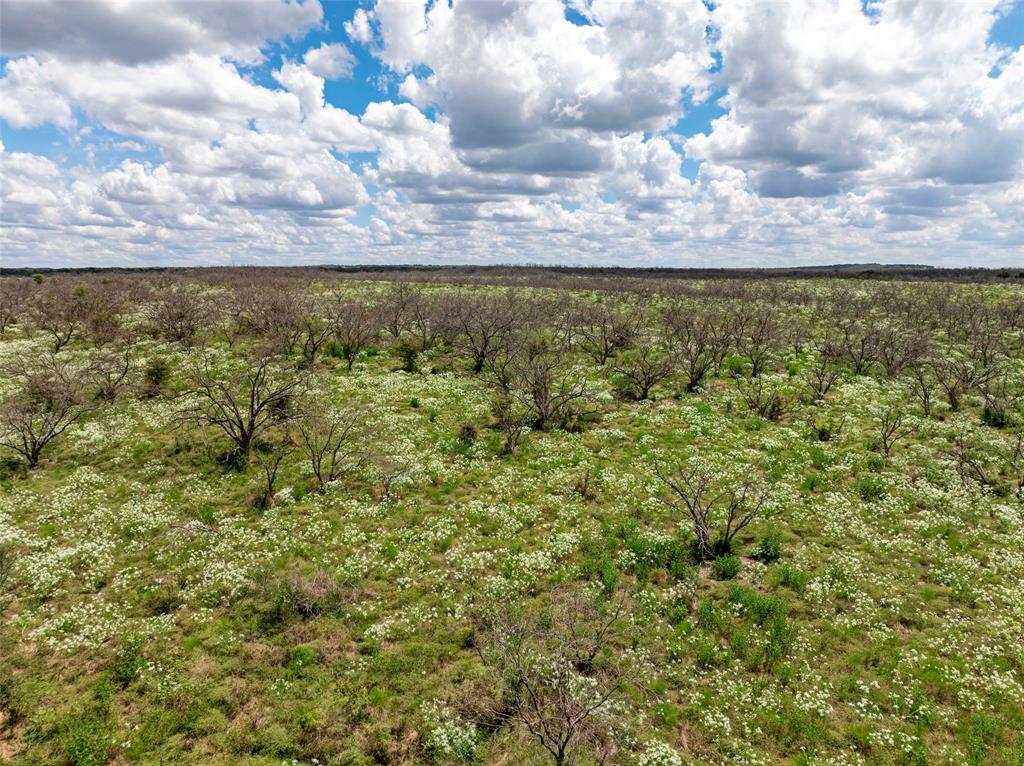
[0, 0, 1022, 269]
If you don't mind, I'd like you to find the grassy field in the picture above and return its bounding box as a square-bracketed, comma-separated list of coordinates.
[0, 274, 1022, 766]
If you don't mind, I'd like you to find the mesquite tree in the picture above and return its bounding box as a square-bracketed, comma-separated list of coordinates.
[295, 400, 365, 490]
[0, 355, 97, 467]
[179, 352, 305, 460]
[468, 587, 637, 766]
[655, 456, 773, 560]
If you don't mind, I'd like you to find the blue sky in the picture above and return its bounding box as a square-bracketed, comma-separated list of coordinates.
[1, 0, 1022, 267]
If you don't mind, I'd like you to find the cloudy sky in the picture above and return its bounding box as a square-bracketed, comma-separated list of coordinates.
[1, 0, 1022, 268]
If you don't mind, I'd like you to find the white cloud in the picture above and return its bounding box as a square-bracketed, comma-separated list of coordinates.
[0, 0, 1022, 267]
[0, 0, 323, 64]
[303, 42, 356, 79]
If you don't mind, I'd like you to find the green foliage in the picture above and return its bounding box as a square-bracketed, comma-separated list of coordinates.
[62, 716, 111, 766]
[712, 555, 741, 580]
[752, 527, 783, 562]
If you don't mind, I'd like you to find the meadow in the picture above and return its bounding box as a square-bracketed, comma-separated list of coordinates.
[0, 269, 1022, 766]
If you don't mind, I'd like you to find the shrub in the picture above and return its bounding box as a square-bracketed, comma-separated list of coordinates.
[426, 721, 480, 764]
[62, 716, 111, 766]
[712, 555, 741, 580]
[276, 571, 348, 620]
[696, 639, 720, 669]
[857, 474, 886, 501]
[142, 356, 170, 396]
[776, 564, 808, 593]
[457, 422, 477, 446]
[753, 527, 783, 562]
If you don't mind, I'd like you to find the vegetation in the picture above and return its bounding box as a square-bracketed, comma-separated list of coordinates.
[0, 269, 1022, 765]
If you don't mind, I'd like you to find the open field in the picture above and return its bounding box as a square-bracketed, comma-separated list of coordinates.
[0, 270, 1022, 766]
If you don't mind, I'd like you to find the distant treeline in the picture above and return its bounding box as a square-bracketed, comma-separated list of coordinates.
[2, 263, 1023, 287]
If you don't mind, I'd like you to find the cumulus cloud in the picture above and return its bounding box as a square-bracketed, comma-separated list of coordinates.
[0, 0, 1022, 267]
[0, 0, 323, 64]
[303, 42, 355, 79]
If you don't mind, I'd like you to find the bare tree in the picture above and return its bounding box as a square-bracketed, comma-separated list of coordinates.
[947, 428, 993, 488]
[908, 364, 936, 417]
[509, 337, 589, 430]
[0, 355, 97, 467]
[178, 352, 305, 460]
[331, 297, 380, 371]
[663, 304, 730, 392]
[30, 279, 89, 352]
[1007, 432, 1024, 499]
[380, 282, 418, 339]
[451, 291, 520, 373]
[295, 294, 335, 365]
[931, 353, 997, 412]
[467, 587, 636, 766]
[874, 327, 929, 377]
[491, 391, 531, 455]
[876, 405, 915, 457]
[655, 456, 772, 560]
[252, 428, 290, 510]
[89, 345, 133, 403]
[295, 401, 364, 491]
[149, 283, 214, 347]
[733, 307, 781, 377]
[738, 374, 794, 421]
[244, 285, 304, 354]
[0, 543, 16, 598]
[611, 340, 675, 400]
[0, 278, 32, 336]
[803, 345, 843, 401]
[575, 300, 639, 365]
[81, 280, 126, 346]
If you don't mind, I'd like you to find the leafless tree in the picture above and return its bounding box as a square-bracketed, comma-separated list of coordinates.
[30, 279, 89, 352]
[178, 352, 305, 460]
[80, 280, 126, 346]
[331, 297, 381, 370]
[733, 307, 782, 377]
[930, 353, 997, 412]
[803, 345, 843, 401]
[663, 304, 730, 392]
[149, 283, 214, 347]
[738, 375, 794, 421]
[611, 340, 675, 400]
[235, 283, 305, 353]
[575, 300, 640, 365]
[491, 391, 531, 455]
[1007, 432, 1024, 499]
[509, 337, 589, 430]
[655, 456, 772, 560]
[877, 405, 915, 457]
[0, 277, 32, 336]
[295, 401, 365, 491]
[834, 320, 880, 375]
[948, 429, 993, 488]
[451, 291, 521, 373]
[467, 586, 636, 766]
[908, 364, 936, 417]
[0, 543, 16, 597]
[380, 282, 418, 339]
[295, 294, 335, 365]
[873, 327, 929, 377]
[89, 345, 133, 403]
[0, 354, 97, 467]
[252, 429, 290, 510]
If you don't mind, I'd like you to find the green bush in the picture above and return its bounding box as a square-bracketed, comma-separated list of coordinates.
[753, 528, 783, 562]
[712, 555, 741, 580]
[142, 356, 170, 396]
[776, 564, 809, 593]
[62, 716, 111, 766]
[857, 474, 886, 501]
